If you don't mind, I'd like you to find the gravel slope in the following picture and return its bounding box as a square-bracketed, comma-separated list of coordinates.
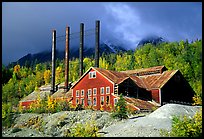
[99, 104, 201, 137]
[2, 104, 201, 137]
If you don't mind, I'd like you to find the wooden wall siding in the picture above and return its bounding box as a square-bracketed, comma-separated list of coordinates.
[151, 89, 160, 104]
[72, 68, 115, 110]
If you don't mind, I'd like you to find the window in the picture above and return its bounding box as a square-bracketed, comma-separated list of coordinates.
[76, 90, 79, 97]
[76, 98, 79, 104]
[93, 88, 97, 96]
[114, 98, 118, 105]
[93, 97, 97, 106]
[106, 87, 110, 94]
[101, 96, 104, 105]
[88, 98, 92, 106]
[88, 89, 92, 96]
[89, 71, 96, 79]
[106, 96, 110, 104]
[81, 98, 84, 106]
[100, 87, 104, 95]
[81, 90, 84, 96]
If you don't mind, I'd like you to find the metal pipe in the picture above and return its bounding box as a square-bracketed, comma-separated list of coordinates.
[51, 29, 56, 94]
[65, 26, 70, 92]
[95, 20, 100, 68]
[79, 23, 84, 77]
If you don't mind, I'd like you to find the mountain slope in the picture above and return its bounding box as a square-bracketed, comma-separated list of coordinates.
[9, 43, 129, 67]
[137, 35, 167, 47]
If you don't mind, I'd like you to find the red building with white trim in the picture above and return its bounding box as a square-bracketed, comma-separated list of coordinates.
[71, 66, 194, 111]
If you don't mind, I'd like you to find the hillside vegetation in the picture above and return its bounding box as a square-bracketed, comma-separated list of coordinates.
[2, 39, 202, 128]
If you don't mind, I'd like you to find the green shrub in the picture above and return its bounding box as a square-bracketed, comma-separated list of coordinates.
[2, 102, 14, 128]
[160, 108, 202, 137]
[64, 119, 100, 137]
[111, 94, 128, 120]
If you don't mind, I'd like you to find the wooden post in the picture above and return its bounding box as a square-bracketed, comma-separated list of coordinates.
[51, 29, 56, 94]
[79, 23, 84, 77]
[65, 26, 70, 92]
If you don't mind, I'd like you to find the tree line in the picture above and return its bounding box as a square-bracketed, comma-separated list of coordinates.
[2, 39, 202, 127]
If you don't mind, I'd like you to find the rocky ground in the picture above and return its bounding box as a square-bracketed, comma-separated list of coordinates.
[2, 104, 201, 137]
[99, 104, 201, 137]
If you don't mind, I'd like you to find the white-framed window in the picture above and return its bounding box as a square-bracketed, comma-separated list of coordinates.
[93, 97, 97, 106]
[76, 98, 79, 104]
[76, 90, 79, 97]
[89, 71, 96, 79]
[88, 98, 92, 106]
[106, 96, 110, 104]
[81, 90, 84, 96]
[93, 88, 97, 96]
[81, 98, 84, 106]
[106, 87, 110, 94]
[114, 98, 118, 105]
[88, 89, 92, 96]
[100, 87, 104, 95]
[101, 96, 104, 105]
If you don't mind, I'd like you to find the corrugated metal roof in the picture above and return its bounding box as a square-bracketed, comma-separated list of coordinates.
[124, 97, 156, 110]
[121, 65, 167, 76]
[94, 66, 178, 90]
[130, 70, 178, 90]
[94, 67, 129, 84]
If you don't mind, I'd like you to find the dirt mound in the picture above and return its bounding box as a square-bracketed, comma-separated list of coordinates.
[148, 103, 201, 119]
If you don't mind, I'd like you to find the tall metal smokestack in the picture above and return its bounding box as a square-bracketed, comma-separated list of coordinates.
[95, 20, 100, 68]
[51, 29, 56, 94]
[79, 23, 84, 77]
[64, 26, 70, 92]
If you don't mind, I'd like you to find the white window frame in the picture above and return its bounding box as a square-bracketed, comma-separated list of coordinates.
[76, 98, 79, 104]
[89, 71, 96, 79]
[106, 95, 110, 104]
[88, 89, 92, 96]
[76, 90, 79, 97]
[106, 86, 110, 94]
[100, 87, 104, 95]
[88, 97, 92, 106]
[93, 97, 97, 106]
[81, 90, 84, 97]
[101, 96, 104, 105]
[114, 98, 118, 105]
[93, 88, 97, 96]
[81, 98, 84, 106]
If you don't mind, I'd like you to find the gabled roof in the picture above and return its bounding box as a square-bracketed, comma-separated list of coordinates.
[71, 67, 129, 89]
[130, 70, 178, 90]
[94, 67, 129, 84]
[71, 66, 179, 90]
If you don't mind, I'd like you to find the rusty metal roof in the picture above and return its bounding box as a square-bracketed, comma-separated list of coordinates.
[94, 67, 129, 84]
[130, 70, 178, 90]
[124, 97, 156, 110]
[121, 65, 167, 76]
[95, 66, 178, 90]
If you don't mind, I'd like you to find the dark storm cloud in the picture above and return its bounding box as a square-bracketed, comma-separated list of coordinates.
[2, 2, 202, 65]
[102, 2, 202, 48]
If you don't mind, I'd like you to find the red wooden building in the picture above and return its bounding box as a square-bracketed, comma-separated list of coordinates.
[20, 65, 194, 112]
[71, 66, 195, 110]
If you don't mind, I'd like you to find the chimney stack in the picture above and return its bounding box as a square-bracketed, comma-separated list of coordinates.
[95, 20, 100, 68]
[64, 26, 70, 92]
[51, 29, 56, 94]
[79, 23, 84, 77]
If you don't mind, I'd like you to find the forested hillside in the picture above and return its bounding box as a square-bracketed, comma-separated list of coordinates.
[2, 39, 202, 127]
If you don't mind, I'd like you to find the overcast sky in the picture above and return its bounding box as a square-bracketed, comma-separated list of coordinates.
[2, 2, 202, 65]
